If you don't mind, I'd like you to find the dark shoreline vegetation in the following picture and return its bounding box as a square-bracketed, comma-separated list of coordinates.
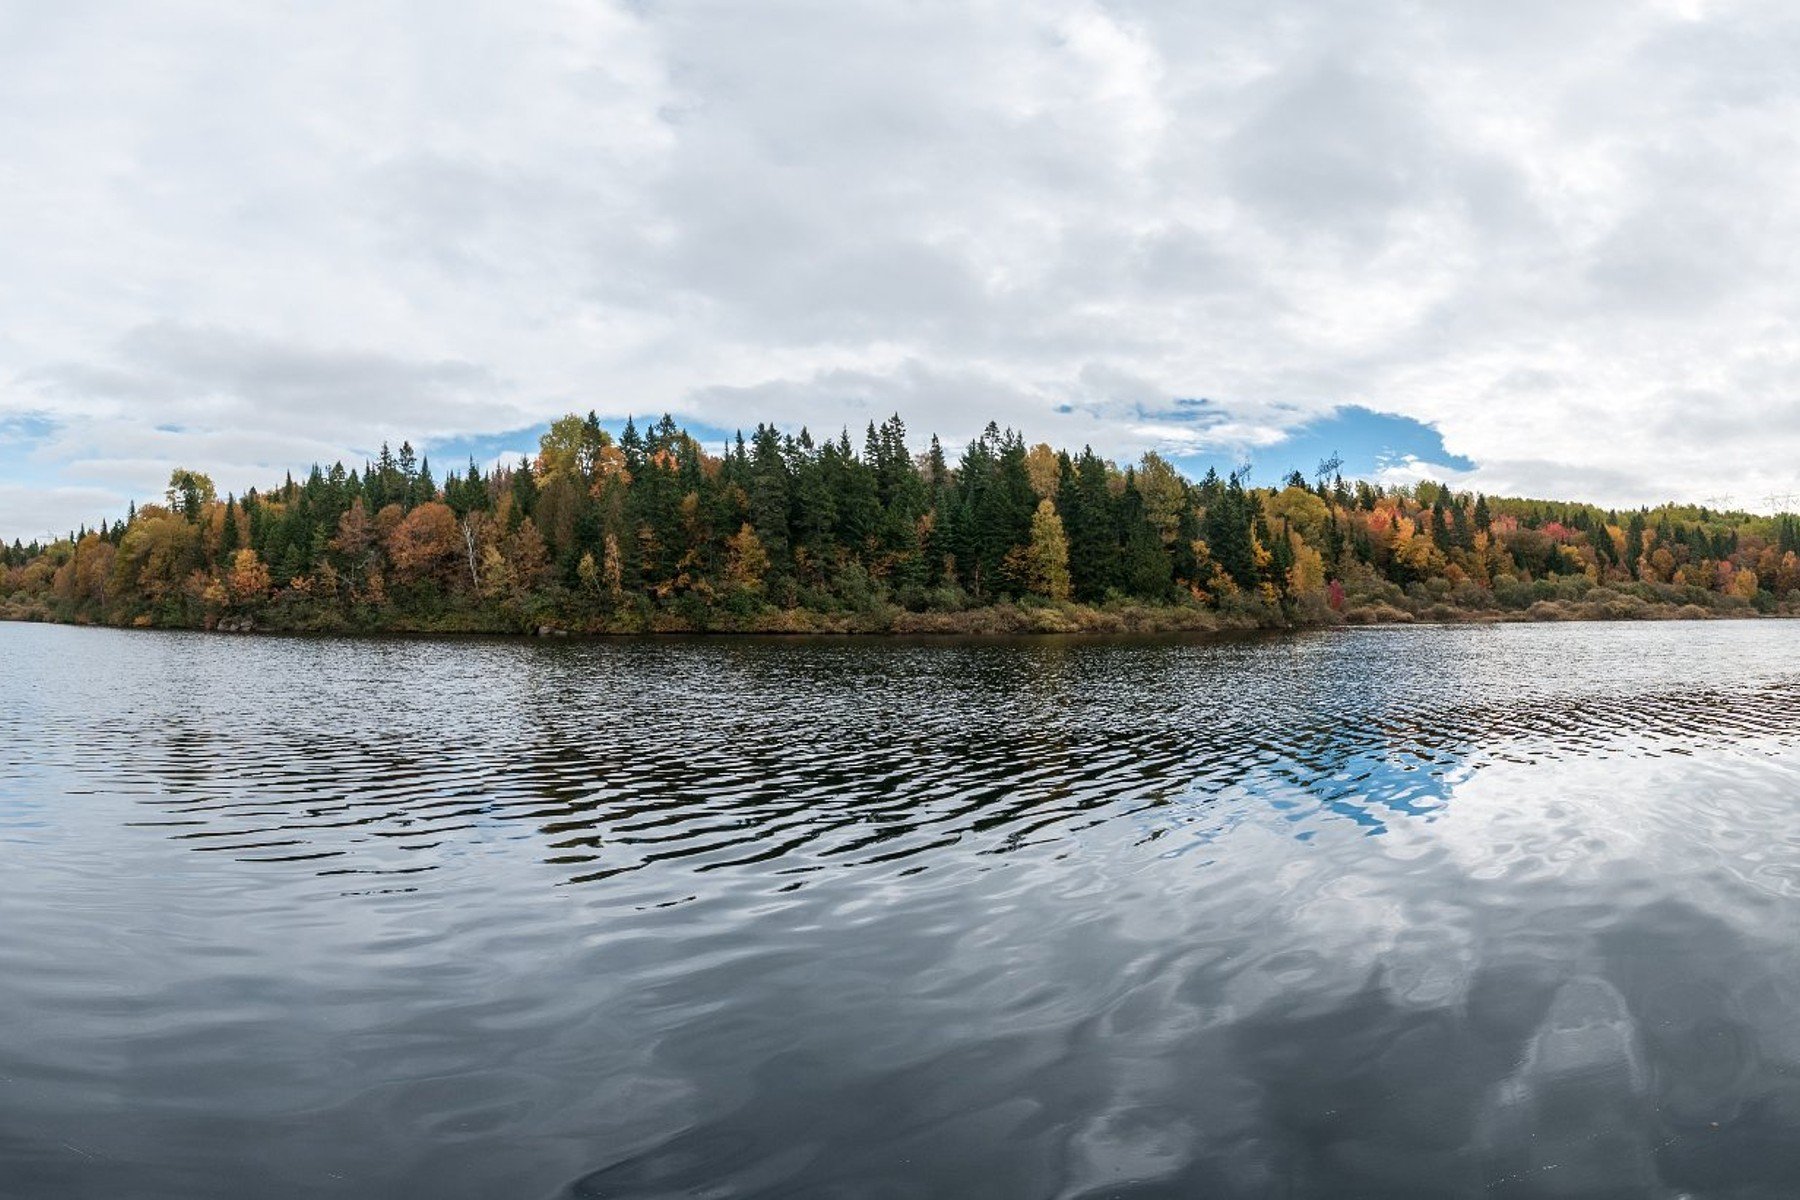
[6, 411, 1800, 636]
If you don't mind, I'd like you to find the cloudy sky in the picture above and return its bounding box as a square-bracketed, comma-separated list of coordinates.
[4, 0, 1798, 539]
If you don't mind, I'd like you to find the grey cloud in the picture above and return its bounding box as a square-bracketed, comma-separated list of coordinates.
[12, 0, 1800, 536]
[29, 323, 508, 434]
[1223, 61, 1439, 244]
[687, 362, 1060, 445]
[0, 484, 129, 544]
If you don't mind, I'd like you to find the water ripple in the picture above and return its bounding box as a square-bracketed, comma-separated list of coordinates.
[8, 621, 1800, 1197]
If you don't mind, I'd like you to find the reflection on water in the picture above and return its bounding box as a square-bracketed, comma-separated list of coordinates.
[4, 621, 1800, 1197]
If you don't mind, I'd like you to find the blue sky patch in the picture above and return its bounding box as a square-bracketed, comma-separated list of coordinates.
[1170, 405, 1474, 486]
[0, 412, 58, 446]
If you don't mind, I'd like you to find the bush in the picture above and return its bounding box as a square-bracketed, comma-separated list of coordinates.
[1585, 592, 1649, 620]
[893, 583, 931, 612]
[719, 586, 763, 618]
[831, 563, 877, 612]
[672, 592, 712, 630]
[1289, 589, 1342, 626]
[1493, 577, 1533, 610]
[926, 584, 969, 612]
[1451, 581, 1495, 610]
[1343, 602, 1414, 624]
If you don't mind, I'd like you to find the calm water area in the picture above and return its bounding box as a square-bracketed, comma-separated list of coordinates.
[5, 620, 1800, 1198]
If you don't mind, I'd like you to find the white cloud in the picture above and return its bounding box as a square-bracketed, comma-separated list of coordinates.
[6, 0, 1800, 536]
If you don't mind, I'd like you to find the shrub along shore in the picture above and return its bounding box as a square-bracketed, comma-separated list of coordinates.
[6, 411, 1799, 636]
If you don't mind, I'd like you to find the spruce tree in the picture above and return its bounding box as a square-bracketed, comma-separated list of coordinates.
[1624, 512, 1646, 577]
[1204, 472, 1259, 590]
[1120, 475, 1174, 601]
[748, 424, 792, 565]
[414, 456, 436, 507]
[1060, 448, 1117, 601]
[220, 497, 241, 556]
[620, 417, 645, 476]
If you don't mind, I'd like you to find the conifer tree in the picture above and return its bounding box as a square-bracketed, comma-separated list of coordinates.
[748, 424, 792, 565]
[220, 497, 241, 556]
[1060, 448, 1118, 601]
[1204, 472, 1259, 590]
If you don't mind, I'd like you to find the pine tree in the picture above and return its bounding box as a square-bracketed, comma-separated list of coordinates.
[620, 417, 645, 476]
[748, 424, 792, 565]
[508, 458, 538, 532]
[414, 456, 436, 507]
[1259, 516, 1294, 600]
[1449, 502, 1472, 551]
[1120, 475, 1174, 601]
[830, 429, 880, 557]
[1204, 472, 1259, 590]
[1060, 448, 1118, 601]
[220, 497, 241, 556]
[1624, 511, 1646, 577]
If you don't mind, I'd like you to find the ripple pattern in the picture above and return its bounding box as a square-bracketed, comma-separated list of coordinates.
[7, 620, 1800, 1198]
[6, 624, 1800, 891]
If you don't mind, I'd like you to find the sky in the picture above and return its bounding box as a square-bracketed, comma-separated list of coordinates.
[4, 0, 1800, 541]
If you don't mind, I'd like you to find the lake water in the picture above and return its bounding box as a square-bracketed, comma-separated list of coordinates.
[4, 621, 1800, 1197]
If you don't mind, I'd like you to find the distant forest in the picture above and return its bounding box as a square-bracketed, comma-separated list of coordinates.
[6, 411, 1800, 634]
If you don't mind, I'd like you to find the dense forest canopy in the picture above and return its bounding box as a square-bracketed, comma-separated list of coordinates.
[5, 411, 1799, 633]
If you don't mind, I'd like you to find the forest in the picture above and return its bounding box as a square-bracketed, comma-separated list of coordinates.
[6, 411, 1800, 635]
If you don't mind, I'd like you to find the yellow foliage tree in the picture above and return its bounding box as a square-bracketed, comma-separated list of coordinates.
[1264, 486, 1330, 544]
[725, 523, 770, 594]
[1288, 536, 1326, 596]
[226, 548, 272, 604]
[1024, 444, 1061, 499]
[1024, 499, 1072, 600]
[507, 519, 549, 592]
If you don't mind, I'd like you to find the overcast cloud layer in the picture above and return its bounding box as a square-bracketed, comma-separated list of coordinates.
[4, 0, 1800, 538]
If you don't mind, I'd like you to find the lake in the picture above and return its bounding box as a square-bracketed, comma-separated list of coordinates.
[4, 621, 1800, 1197]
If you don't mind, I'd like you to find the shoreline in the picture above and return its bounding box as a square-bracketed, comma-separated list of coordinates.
[3, 597, 1792, 640]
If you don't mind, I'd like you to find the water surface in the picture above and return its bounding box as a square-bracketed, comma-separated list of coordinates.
[5, 621, 1800, 1197]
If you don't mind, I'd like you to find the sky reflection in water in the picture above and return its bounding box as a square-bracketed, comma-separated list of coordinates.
[4, 621, 1800, 1198]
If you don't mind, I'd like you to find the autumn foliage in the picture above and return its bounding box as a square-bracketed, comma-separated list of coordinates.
[6, 413, 1800, 633]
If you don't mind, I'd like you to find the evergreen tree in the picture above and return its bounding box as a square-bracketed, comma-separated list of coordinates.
[1120, 474, 1174, 601]
[414, 456, 436, 507]
[508, 458, 538, 531]
[749, 424, 792, 566]
[1260, 516, 1295, 599]
[1204, 472, 1259, 590]
[1624, 511, 1647, 577]
[1449, 503, 1472, 551]
[1060, 448, 1118, 601]
[830, 429, 881, 557]
[220, 497, 241, 556]
[620, 417, 646, 476]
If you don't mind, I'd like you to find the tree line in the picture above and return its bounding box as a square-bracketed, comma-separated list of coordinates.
[6, 411, 1800, 632]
